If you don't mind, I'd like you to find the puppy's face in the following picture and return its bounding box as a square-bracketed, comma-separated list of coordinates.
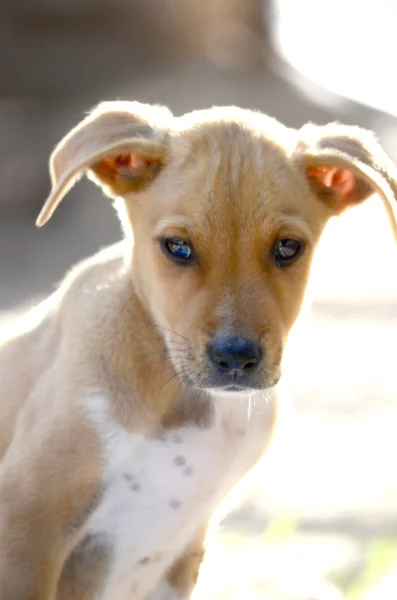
[129, 120, 326, 392]
[39, 103, 397, 393]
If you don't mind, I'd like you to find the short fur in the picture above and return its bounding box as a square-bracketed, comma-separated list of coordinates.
[1, 102, 396, 600]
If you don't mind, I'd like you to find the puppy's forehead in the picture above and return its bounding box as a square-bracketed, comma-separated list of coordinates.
[174, 107, 294, 176]
[159, 109, 311, 225]
[173, 105, 294, 144]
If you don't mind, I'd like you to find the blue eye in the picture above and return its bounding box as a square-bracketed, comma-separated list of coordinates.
[162, 238, 194, 264]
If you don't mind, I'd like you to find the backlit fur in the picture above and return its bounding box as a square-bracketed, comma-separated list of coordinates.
[0, 102, 396, 600]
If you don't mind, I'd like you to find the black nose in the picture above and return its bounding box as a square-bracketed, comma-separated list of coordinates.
[208, 335, 262, 375]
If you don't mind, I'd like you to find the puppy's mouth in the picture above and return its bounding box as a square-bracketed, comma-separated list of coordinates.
[175, 367, 280, 394]
[164, 336, 281, 392]
[223, 384, 247, 392]
[204, 376, 280, 393]
[208, 383, 258, 394]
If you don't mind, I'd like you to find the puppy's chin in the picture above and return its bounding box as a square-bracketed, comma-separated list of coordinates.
[171, 358, 281, 393]
[205, 380, 279, 397]
[195, 372, 281, 394]
[206, 387, 255, 399]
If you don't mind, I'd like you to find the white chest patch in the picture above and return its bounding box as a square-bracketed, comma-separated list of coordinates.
[83, 391, 276, 600]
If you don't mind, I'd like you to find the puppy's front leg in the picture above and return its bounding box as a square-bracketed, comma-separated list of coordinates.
[0, 395, 102, 600]
[147, 531, 206, 600]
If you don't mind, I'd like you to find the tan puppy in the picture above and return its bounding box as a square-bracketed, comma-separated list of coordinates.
[0, 102, 397, 600]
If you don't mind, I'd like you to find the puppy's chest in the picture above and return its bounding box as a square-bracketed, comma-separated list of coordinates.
[82, 393, 274, 599]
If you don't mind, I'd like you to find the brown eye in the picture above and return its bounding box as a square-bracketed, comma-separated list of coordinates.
[273, 239, 303, 267]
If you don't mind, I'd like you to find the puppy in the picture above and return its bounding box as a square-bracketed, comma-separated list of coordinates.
[0, 102, 396, 600]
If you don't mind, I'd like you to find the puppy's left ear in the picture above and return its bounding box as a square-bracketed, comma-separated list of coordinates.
[294, 123, 397, 240]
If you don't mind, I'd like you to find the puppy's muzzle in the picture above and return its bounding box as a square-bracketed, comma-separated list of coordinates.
[207, 335, 263, 390]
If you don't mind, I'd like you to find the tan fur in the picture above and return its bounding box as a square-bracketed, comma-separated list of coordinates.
[164, 530, 206, 597]
[0, 101, 396, 600]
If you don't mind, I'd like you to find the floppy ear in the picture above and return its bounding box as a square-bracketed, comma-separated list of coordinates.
[36, 101, 172, 226]
[294, 123, 397, 242]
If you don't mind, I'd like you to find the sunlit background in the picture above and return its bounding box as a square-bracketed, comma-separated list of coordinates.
[1, 1, 397, 598]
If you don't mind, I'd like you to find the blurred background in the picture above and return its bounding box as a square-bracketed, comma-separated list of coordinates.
[1, 1, 397, 598]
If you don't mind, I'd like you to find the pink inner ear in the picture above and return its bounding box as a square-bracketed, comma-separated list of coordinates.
[114, 153, 154, 170]
[94, 152, 156, 183]
[307, 165, 357, 199]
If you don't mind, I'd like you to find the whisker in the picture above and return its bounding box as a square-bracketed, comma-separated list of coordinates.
[155, 361, 192, 395]
[185, 319, 211, 336]
[147, 356, 195, 368]
[133, 335, 185, 346]
[168, 380, 185, 406]
[139, 349, 195, 364]
[139, 347, 187, 359]
[125, 316, 188, 345]
[152, 325, 188, 342]
[155, 372, 180, 395]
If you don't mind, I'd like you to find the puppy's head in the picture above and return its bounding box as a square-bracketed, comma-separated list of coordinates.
[39, 102, 397, 393]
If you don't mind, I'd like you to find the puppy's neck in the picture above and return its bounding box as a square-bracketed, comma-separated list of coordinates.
[91, 274, 186, 429]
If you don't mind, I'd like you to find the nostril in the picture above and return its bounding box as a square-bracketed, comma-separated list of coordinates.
[243, 360, 257, 372]
[218, 361, 231, 371]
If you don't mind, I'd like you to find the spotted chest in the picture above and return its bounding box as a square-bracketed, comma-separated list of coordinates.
[68, 391, 276, 600]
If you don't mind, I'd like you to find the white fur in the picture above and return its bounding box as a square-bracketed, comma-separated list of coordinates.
[83, 390, 276, 599]
[147, 580, 184, 600]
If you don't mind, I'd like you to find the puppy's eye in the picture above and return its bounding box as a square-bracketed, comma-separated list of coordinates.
[162, 238, 194, 264]
[273, 239, 303, 267]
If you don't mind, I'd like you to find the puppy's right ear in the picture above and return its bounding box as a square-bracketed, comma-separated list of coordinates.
[36, 101, 172, 227]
